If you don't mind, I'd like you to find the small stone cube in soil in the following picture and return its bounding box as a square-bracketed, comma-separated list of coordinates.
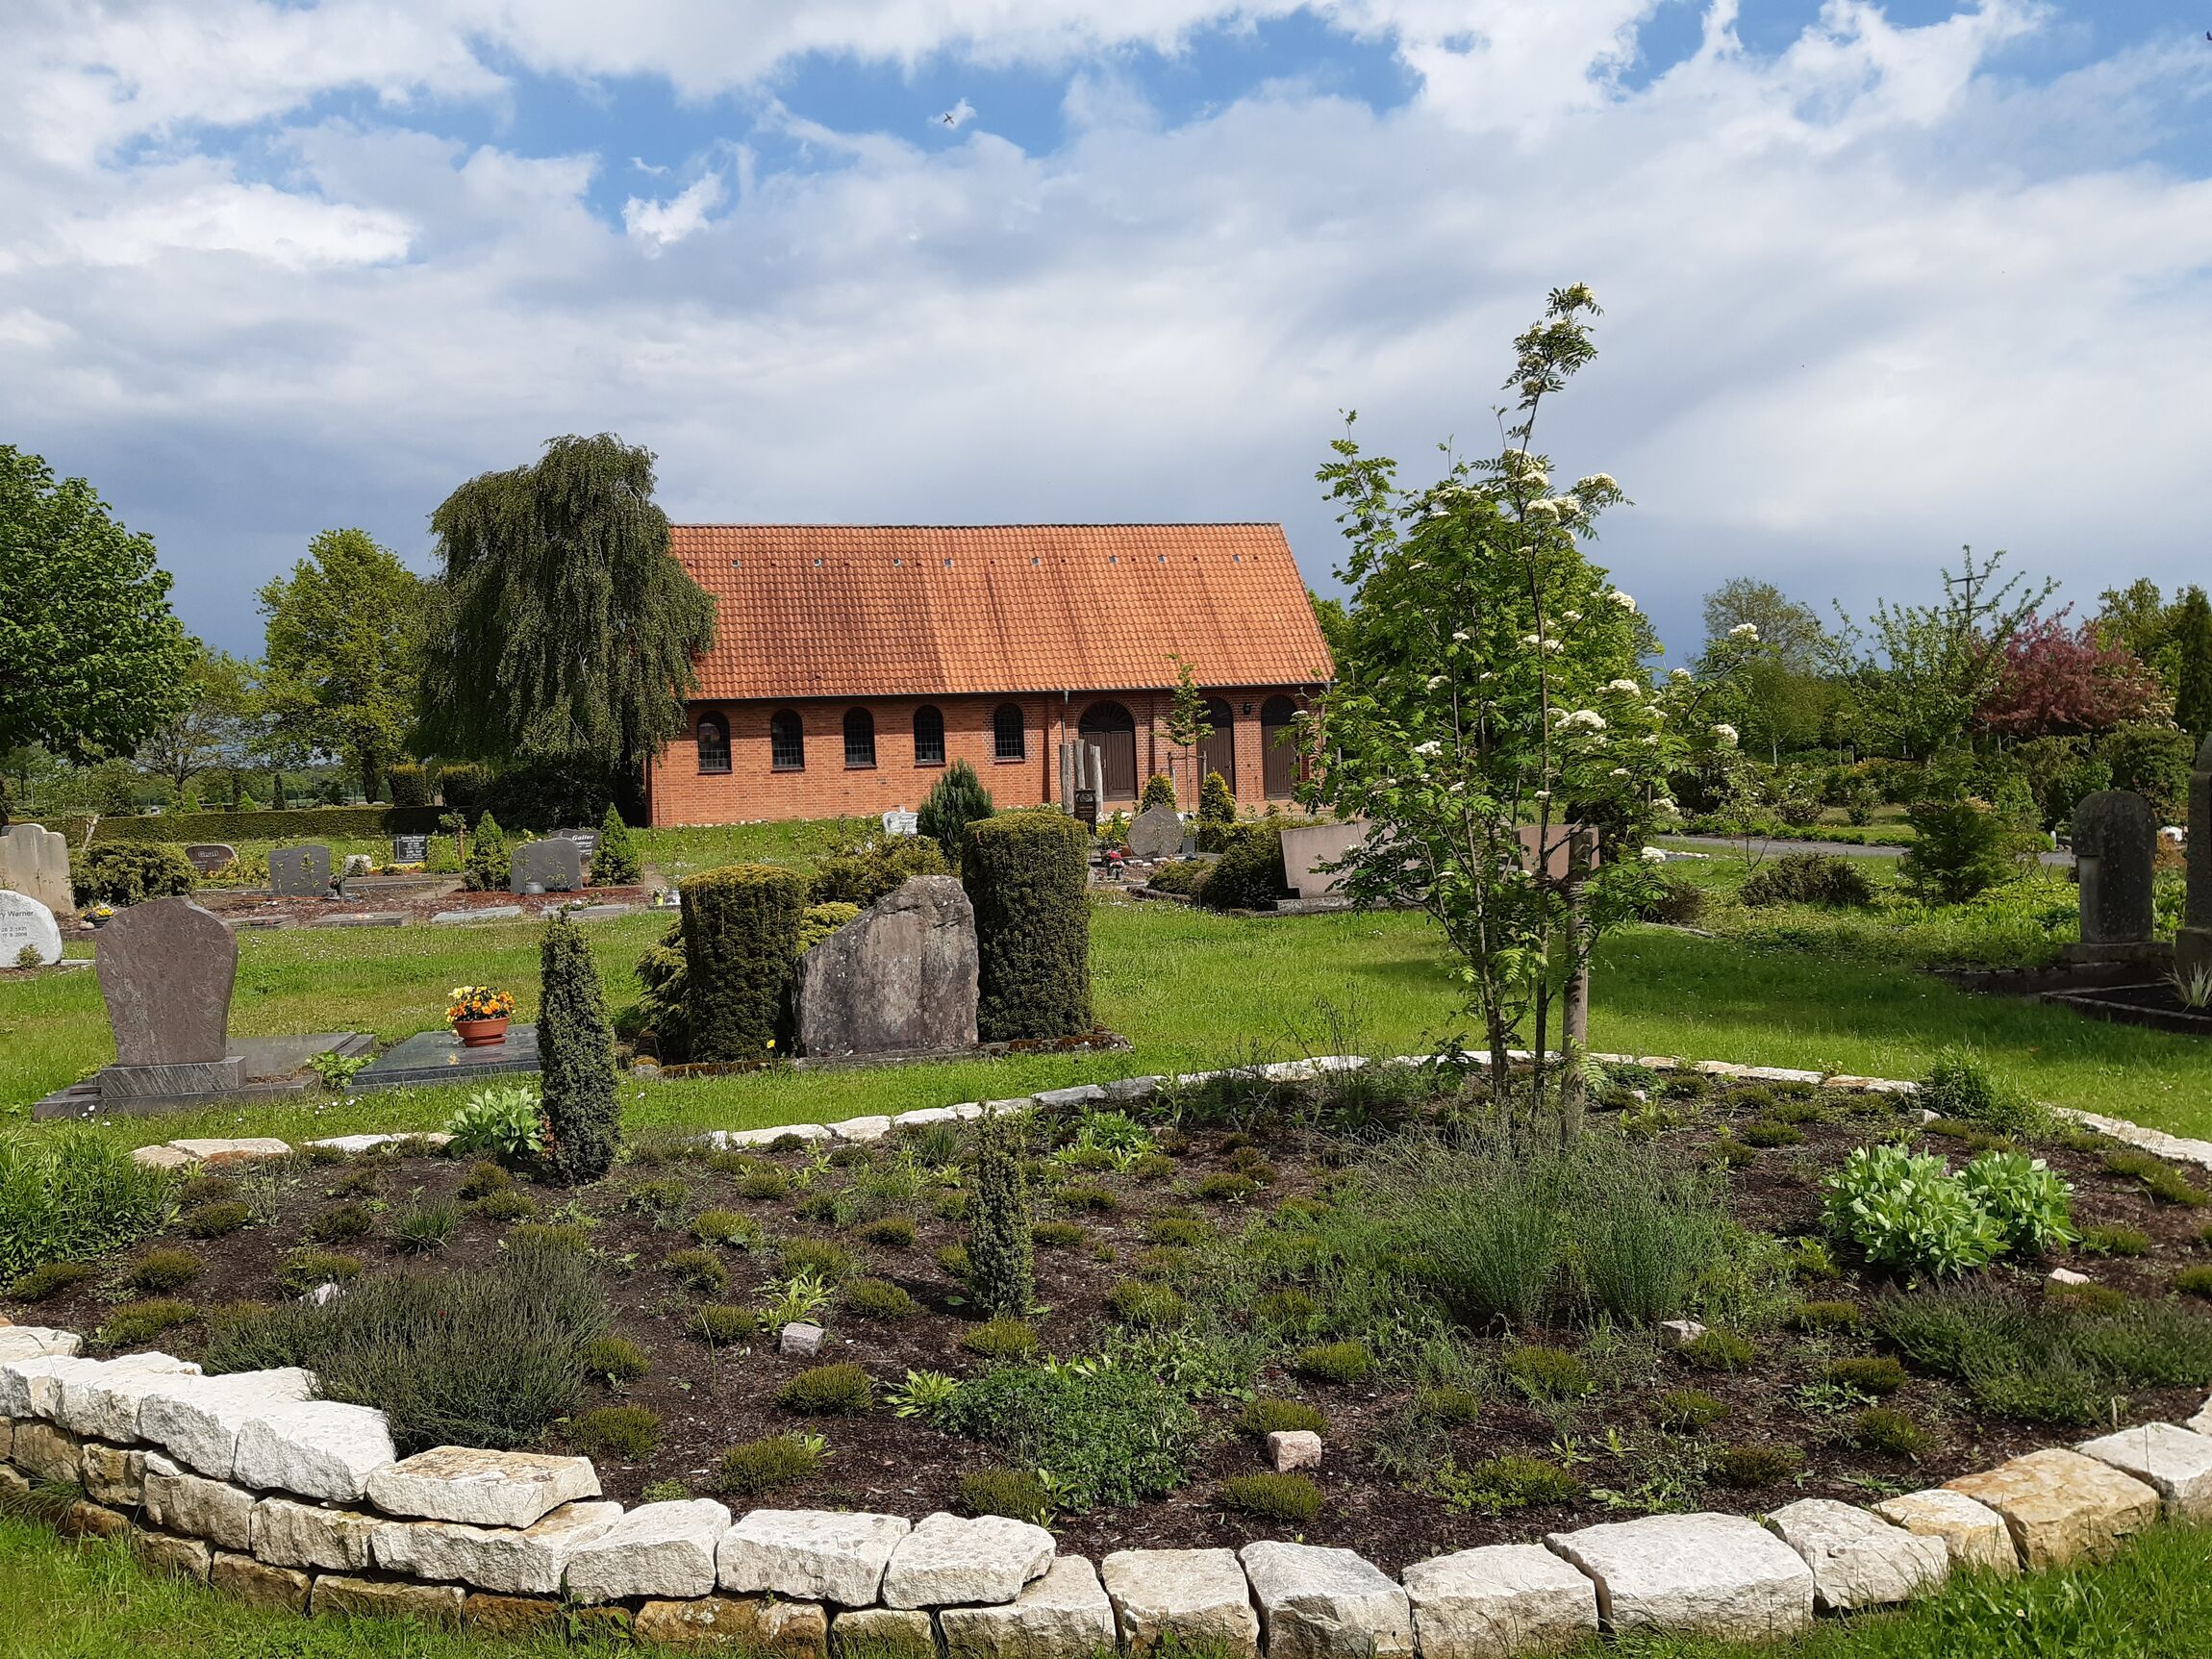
[1762, 1498, 1948, 1612]
[1402, 1543, 1598, 1659]
[1269, 1429, 1322, 1471]
[2074, 1422, 2212, 1520]
[781, 1321, 825, 1358]
[1543, 1513, 1814, 1641]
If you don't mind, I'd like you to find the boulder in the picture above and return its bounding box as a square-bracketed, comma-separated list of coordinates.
[373, 1499, 624, 1594]
[364, 1445, 600, 1527]
[1401, 1543, 1599, 1659]
[1763, 1498, 1949, 1611]
[253, 1496, 383, 1571]
[144, 1468, 257, 1550]
[565, 1499, 731, 1604]
[718, 1508, 912, 1606]
[882, 1512, 1056, 1609]
[1946, 1448, 2162, 1570]
[1100, 1547, 1261, 1658]
[0, 1327, 80, 1364]
[1239, 1541, 1414, 1659]
[1872, 1489, 2018, 1576]
[232, 1399, 396, 1501]
[210, 1551, 312, 1614]
[311, 1574, 465, 1625]
[794, 876, 979, 1059]
[835, 1608, 940, 1659]
[780, 1322, 825, 1358]
[3, 1350, 195, 1421]
[635, 1595, 829, 1655]
[2075, 1422, 2212, 1520]
[463, 1593, 566, 1638]
[138, 1369, 315, 1477]
[1543, 1513, 1814, 1641]
[940, 1553, 1118, 1659]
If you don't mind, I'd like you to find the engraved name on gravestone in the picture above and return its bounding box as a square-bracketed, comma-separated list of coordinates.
[2073, 791, 2156, 948]
[269, 844, 332, 897]
[553, 827, 601, 856]
[2180, 735, 2212, 982]
[0, 890, 63, 967]
[509, 838, 585, 893]
[1125, 803, 1184, 861]
[182, 843, 239, 875]
[95, 896, 243, 1102]
[0, 822, 73, 916]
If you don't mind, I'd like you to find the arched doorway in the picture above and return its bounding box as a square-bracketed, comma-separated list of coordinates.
[1196, 697, 1235, 794]
[1078, 701, 1139, 801]
[1261, 695, 1300, 799]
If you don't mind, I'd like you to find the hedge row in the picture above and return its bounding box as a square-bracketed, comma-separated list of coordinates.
[965, 809, 1093, 1042]
[22, 805, 447, 847]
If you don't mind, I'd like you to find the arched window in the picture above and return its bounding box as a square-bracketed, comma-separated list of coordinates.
[695, 713, 730, 774]
[1261, 695, 1301, 799]
[913, 705, 945, 767]
[1078, 700, 1139, 800]
[769, 710, 805, 771]
[993, 702, 1026, 763]
[1196, 697, 1234, 793]
[843, 708, 876, 769]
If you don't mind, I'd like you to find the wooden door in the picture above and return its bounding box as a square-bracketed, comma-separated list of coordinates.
[1261, 696, 1299, 798]
[1196, 698, 1235, 793]
[1079, 701, 1139, 800]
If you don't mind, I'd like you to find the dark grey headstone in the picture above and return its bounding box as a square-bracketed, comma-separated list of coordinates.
[269, 844, 332, 897]
[2074, 791, 2156, 946]
[510, 838, 585, 893]
[1125, 803, 1184, 861]
[552, 826, 600, 855]
[392, 833, 430, 863]
[794, 875, 979, 1059]
[182, 842, 238, 875]
[94, 896, 243, 1102]
[2181, 737, 2212, 980]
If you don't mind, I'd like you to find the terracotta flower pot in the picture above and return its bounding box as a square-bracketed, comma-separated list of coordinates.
[453, 1016, 510, 1048]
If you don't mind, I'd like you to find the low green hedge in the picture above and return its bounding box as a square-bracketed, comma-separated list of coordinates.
[26, 805, 446, 847]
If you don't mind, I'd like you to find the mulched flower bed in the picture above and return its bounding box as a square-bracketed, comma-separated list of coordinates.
[12, 1069, 2212, 1573]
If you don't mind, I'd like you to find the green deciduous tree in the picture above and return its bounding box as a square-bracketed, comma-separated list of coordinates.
[0, 445, 193, 767]
[138, 643, 256, 795]
[1163, 652, 1215, 807]
[2171, 586, 2212, 742]
[258, 528, 425, 802]
[418, 435, 716, 803]
[1695, 579, 1836, 763]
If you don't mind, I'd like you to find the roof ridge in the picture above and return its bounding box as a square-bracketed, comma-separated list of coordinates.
[668, 521, 1287, 530]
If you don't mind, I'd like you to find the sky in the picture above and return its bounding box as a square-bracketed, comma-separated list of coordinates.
[3, 0, 2208, 668]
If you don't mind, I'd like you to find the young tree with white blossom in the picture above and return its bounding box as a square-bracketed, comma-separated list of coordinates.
[1308, 286, 1688, 1130]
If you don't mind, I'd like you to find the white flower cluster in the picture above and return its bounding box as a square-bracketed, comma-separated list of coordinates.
[1575, 473, 1620, 495]
[1640, 844, 1669, 864]
[1558, 709, 1607, 731]
[1729, 623, 1760, 641]
[1609, 590, 1636, 611]
[1426, 675, 1447, 691]
[1606, 678, 1643, 694]
[1412, 740, 1443, 757]
[1712, 722, 1739, 747]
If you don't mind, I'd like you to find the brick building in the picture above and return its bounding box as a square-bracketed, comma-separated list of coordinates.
[644, 524, 1334, 826]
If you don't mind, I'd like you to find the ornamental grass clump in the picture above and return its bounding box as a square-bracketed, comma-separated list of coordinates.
[715, 1433, 825, 1496]
[1238, 1398, 1327, 1438]
[776, 1362, 873, 1416]
[1294, 1341, 1376, 1384]
[961, 1467, 1053, 1524]
[1221, 1473, 1323, 1523]
[0, 1128, 175, 1283]
[939, 1362, 1199, 1512]
[572, 1404, 662, 1460]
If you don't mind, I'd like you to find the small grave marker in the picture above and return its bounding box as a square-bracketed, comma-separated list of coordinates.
[0, 890, 62, 967]
[509, 838, 585, 894]
[182, 843, 238, 875]
[269, 845, 333, 897]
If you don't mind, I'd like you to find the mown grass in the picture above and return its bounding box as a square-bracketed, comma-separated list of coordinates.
[7, 1518, 2212, 1659]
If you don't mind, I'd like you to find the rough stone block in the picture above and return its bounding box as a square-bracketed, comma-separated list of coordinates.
[0, 1414, 12, 1461]
[133, 1530, 213, 1582]
[139, 1369, 316, 1478]
[1763, 1498, 1949, 1611]
[0, 1464, 29, 1505]
[61, 1356, 214, 1443]
[1268, 1430, 1322, 1471]
[719, 1507, 912, 1605]
[794, 875, 979, 1059]
[884, 1512, 1056, 1609]
[941, 1554, 1117, 1659]
[364, 1445, 600, 1527]
[57, 1498, 129, 1541]
[1544, 1513, 1814, 1641]
[565, 1498, 731, 1603]
[0, 1327, 81, 1364]
[252, 1496, 383, 1571]
[635, 1595, 830, 1654]
[2188, 1395, 2212, 1438]
[781, 1322, 826, 1358]
[2, 1351, 194, 1421]
[232, 1400, 395, 1501]
[1240, 1542, 1413, 1659]
[833, 1116, 895, 1143]
[836, 1607, 941, 1659]
[144, 1468, 257, 1550]
[1100, 1547, 1261, 1658]
[166, 1138, 293, 1167]
[2076, 1422, 2212, 1520]
[463, 1593, 566, 1638]
[312, 1574, 465, 1625]
[12, 1420, 82, 1484]
[1402, 1543, 1599, 1659]
[210, 1550, 312, 1613]
[1872, 1489, 2018, 1576]
[1947, 1448, 2162, 1570]
[80, 1441, 147, 1507]
[372, 1499, 624, 1594]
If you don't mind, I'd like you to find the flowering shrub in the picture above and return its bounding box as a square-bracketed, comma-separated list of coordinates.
[447, 985, 516, 1022]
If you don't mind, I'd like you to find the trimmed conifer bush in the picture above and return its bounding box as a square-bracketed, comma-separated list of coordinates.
[539, 918, 620, 1182]
[917, 759, 994, 864]
[388, 764, 429, 809]
[465, 812, 511, 892]
[591, 805, 641, 887]
[964, 809, 1092, 1041]
[967, 1104, 1035, 1320]
[1199, 825, 1286, 911]
[1197, 770, 1237, 850]
[1142, 772, 1176, 812]
[682, 863, 805, 1061]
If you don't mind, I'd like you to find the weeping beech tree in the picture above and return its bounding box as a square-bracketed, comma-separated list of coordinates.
[418, 435, 715, 800]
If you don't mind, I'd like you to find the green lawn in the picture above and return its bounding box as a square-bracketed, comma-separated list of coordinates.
[5, 1517, 2212, 1659]
[9, 898, 2212, 1147]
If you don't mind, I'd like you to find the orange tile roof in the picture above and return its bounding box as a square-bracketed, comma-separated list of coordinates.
[669, 524, 1335, 701]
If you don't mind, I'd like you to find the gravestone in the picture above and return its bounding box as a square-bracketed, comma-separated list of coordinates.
[2073, 791, 2156, 950]
[553, 826, 600, 856]
[269, 844, 332, 897]
[182, 843, 239, 875]
[0, 822, 73, 916]
[94, 895, 243, 1103]
[881, 808, 919, 837]
[1073, 789, 1098, 831]
[509, 838, 584, 893]
[2181, 735, 2212, 982]
[1125, 804, 1184, 861]
[793, 875, 979, 1059]
[1279, 819, 1374, 899]
[391, 833, 430, 864]
[0, 890, 62, 967]
[341, 853, 372, 878]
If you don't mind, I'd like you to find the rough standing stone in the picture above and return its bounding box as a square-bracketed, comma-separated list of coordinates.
[2074, 791, 2158, 946]
[0, 891, 62, 968]
[2076, 1422, 2212, 1520]
[1544, 1513, 1815, 1641]
[883, 1511, 1056, 1609]
[1125, 804, 1185, 862]
[1763, 1498, 1949, 1611]
[718, 1508, 912, 1605]
[1100, 1548, 1261, 1658]
[565, 1499, 731, 1604]
[941, 1553, 1117, 1659]
[269, 844, 333, 898]
[1240, 1542, 1413, 1659]
[1871, 1489, 2019, 1576]
[780, 1321, 825, 1358]
[79, 1441, 147, 1507]
[0, 1327, 81, 1364]
[635, 1596, 829, 1655]
[232, 1399, 396, 1501]
[794, 876, 980, 1059]
[312, 1574, 465, 1625]
[210, 1550, 313, 1613]
[372, 1500, 624, 1594]
[253, 1496, 384, 1571]
[12, 1420, 83, 1484]
[364, 1445, 600, 1528]
[1947, 1448, 2162, 1570]
[95, 897, 244, 1102]
[835, 1607, 940, 1659]
[1269, 1429, 1322, 1472]
[134, 1530, 213, 1581]
[144, 1468, 257, 1550]
[138, 1369, 316, 1477]
[1402, 1543, 1598, 1659]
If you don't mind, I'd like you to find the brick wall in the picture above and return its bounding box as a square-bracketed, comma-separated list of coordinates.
[646, 689, 1317, 826]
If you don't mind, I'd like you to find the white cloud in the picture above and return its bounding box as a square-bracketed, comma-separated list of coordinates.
[621, 171, 727, 249]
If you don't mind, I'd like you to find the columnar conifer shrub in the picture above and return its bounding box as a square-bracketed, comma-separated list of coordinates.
[388, 764, 429, 808]
[464, 811, 511, 891]
[591, 804, 641, 887]
[682, 863, 805, 1061]
[964, 810, 1092, 1041]
[967, 1105, 1035, 1320]
[539, 919, 620, 1182]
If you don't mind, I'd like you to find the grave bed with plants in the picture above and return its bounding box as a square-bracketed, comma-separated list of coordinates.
[9, 1058, 2212, 1576]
